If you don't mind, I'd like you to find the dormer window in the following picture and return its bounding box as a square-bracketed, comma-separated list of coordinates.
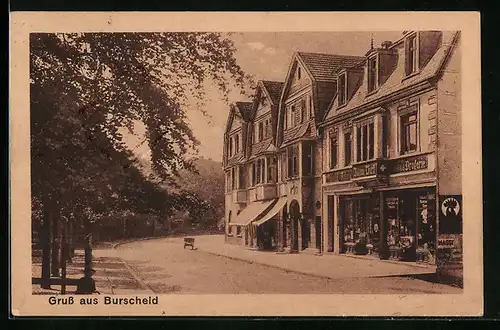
[367, 56, 378, 93]
[405, 34, 418, 76]
[338, 73, 347, 106]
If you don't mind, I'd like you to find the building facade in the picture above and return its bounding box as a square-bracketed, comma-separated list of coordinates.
[222, 31, 462, 280]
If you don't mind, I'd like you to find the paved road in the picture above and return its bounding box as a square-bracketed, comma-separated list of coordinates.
[115, 239, 461, 294]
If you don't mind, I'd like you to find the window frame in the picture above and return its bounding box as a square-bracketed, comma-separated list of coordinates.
[367, 55, 379, 93]
[399, 109, 419, 155]
[258, 121, 264, 141]
[355, 118, 376, 163]
[329, 130, 338, 169]
[405, 33, 419, 76]
[338, 72, 347, 106]
[344, 131, 352, 166]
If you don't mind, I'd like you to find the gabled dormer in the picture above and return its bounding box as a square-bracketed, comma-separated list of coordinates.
[336, 65, 364, 108]
[277, 52, 365, 146]
[222, 102, 252, 169]
[247, 80, 284, 160]
[403, 31, 443, 78]
[364, 41, 398, 94]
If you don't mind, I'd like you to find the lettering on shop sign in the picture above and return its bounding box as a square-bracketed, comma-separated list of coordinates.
[392, 154, 428, 173]
[352, 162, 378, 178]
[325, 169, 352, 183]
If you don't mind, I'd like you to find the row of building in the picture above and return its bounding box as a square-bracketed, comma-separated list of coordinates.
[222, 31, 463, 280]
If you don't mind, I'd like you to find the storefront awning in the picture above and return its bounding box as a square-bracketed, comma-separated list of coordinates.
[229, 199, 275, 226]
[252, 197, 287, 226]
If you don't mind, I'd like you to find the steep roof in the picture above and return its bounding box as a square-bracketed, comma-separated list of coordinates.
[296, 52, 365, 82]
[323, 31, 460, 122]
[261, 80, 284, 105]
[234, 102, 253, 122]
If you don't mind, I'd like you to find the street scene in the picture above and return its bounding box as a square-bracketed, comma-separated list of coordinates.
[29, 30, 464, 295]
[34, 235, 460, 294]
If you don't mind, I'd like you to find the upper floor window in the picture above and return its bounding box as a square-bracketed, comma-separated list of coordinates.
[308, 95, 313, 118]
[302, 142, 314, 176]
[231, 167, 236, 191]
[338, 73, 347, 106]
[252, 163, 256, 186]
[329, 132, 338, 169]
[287, 146, 299, 178]
[289, 105, 296, 128]
[356, 120, 375, 162]
[258, 122, 264, 141]
[367, 56, 378, 93]
[229, 137, 233, 157]
[265, 119, 269, 139]
[406, 34, 418, 75]
[266, 156, 276, 183]
[238, 165, 245, 189]
[300, 99, 307, 123]
[344, 132, 352, 166]
[400, 111, 418, 154]
[235, 134, 240, 153]
[284, 110, 288, 130]
[297, 67, 302, 80]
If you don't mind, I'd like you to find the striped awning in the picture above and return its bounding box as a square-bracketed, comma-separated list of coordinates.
[252, 197, 287, 226]
[229, 199, 275, 226]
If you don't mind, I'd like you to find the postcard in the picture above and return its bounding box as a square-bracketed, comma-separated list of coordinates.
[10, 11, 482, 316]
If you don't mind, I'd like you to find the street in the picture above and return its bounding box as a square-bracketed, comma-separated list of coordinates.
[112, 237, 462, 294]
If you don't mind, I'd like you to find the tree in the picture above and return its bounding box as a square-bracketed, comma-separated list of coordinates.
[30, 32, 251, 288]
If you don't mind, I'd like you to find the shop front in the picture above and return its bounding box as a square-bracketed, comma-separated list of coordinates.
[338, 194, 380, 256]
[335, 187, 437, 264]
[382, 187, 437, 263]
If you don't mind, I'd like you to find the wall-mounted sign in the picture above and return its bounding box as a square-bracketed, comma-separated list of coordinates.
[438, 195, 462, 234]
[352, 161, 378, 178]
[325, 169, 352, 183]
[392, 154, 428, 173]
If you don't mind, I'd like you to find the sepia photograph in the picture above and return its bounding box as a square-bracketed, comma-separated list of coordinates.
[10, 12, 482, 316]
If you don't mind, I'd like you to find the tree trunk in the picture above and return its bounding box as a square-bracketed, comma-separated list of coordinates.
[40, 206, 52, 289]
[83, 217, 93, 278]
[51, 209, 61, 277]
[67, 218, 74, 262]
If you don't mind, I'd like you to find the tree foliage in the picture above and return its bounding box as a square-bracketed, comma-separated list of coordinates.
[30, 32, 250, 228]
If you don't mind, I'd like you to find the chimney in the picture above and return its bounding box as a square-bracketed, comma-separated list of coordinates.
[381, 41, 392, 49]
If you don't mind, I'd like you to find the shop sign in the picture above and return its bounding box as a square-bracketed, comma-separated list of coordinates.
[325, 169, 352, 183]
[352, 161, 378, 178]
[392, 154, 428, 173]
[438, 195, 462, 235]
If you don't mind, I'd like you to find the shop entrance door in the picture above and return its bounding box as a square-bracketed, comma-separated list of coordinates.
[301, 218, 310, 250]
[327, 195, 335, 252]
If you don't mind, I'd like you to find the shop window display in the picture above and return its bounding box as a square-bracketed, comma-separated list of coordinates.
[341, 197, 378, 255]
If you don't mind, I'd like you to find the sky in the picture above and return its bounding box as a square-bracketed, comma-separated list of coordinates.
[127, 31, 404, 163]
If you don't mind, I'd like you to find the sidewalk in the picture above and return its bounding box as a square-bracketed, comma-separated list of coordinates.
[163, 235, 437, 280]
[32, 248, 154, 295]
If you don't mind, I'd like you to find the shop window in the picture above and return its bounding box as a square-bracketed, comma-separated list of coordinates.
[356, 120, 375, 162]
[417, 193, 436, 261]
[400, 111, 418, 154]
[338, 73, 347, 106]
[329, 135, 338, 169]
[368, 56, 378, 93]
[344, 132, 352, 166]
